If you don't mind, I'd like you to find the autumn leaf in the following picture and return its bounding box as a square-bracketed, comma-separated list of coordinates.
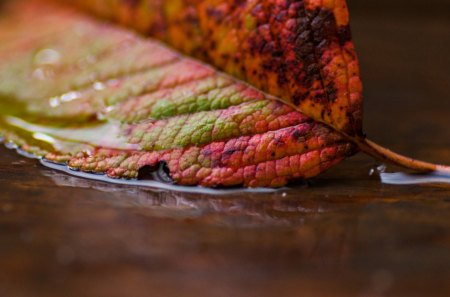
[67, 0, 364, 136]
[0, 0, 447, 188]
[0, 0, 357, 187]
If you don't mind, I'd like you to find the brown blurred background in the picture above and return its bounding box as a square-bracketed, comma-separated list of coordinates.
[349, 0, 450, 152]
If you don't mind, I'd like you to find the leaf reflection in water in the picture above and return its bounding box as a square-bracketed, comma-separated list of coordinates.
[39, 161, 350, 227]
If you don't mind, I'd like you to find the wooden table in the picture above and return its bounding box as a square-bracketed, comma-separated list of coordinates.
[1, 2, 449, 296]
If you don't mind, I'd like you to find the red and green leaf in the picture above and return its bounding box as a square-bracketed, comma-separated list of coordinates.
[0, 0, 356, 187]
[0, 0, 447, 188]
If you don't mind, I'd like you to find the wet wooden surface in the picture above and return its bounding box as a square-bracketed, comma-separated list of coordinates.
[1, 2, 450, 297]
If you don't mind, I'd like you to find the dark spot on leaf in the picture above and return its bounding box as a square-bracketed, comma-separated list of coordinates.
[272, 50, 283, 57]
[292, 129, 302, 140]
[224, 148, 237, 155]
[326, 83, 337, 102]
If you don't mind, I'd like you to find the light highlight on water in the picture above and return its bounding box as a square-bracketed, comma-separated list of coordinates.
[381, 171, 450, 185]
[40, 159, 280, 195]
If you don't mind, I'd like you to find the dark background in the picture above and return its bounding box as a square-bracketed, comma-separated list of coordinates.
[350, 0, 450, 152]
[350, 0, 450, 17]
[0, 1, 450, 297]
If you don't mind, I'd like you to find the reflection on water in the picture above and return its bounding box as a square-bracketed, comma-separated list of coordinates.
[40, 162, 354, 227]
[39, 163, 376, 269]
[381, 171, 450, 185]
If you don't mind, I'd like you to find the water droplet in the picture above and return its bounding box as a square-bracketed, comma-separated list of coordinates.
[34, 48, 61, 65]
[377, 164, 387, 173]
[369, 164, 387, 176]
[104, 106, 115, 113]
[93, 81, 106, 90]
[33, 132, 56, 144]
[48, 91, 81, 107]
[60, 91, 80, 102]
[31, 68, 46, 80]
[49, 96, 60, 107]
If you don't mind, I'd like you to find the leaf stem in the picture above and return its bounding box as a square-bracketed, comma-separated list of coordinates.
[354, 136, 450, 173]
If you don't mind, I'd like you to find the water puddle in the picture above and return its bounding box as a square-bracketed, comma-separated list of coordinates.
[369, 163, 450, 185]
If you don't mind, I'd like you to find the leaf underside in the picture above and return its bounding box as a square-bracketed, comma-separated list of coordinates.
[0, 0, 357, 187]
